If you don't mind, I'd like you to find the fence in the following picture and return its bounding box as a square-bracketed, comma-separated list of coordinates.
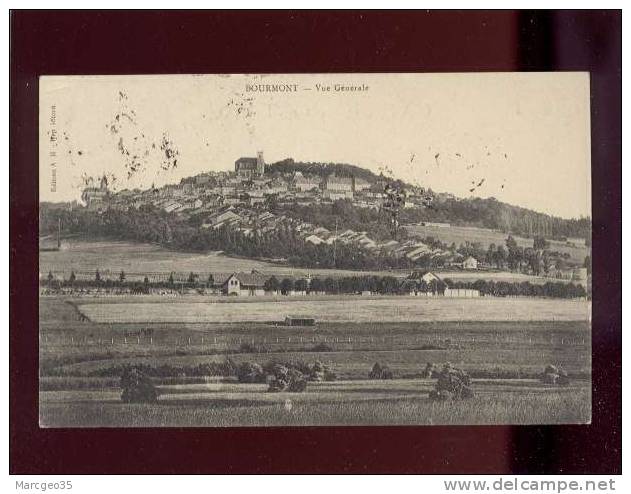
[39, 332, 590, 349]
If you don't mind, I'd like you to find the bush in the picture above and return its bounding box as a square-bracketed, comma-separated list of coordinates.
[540, 364, 570, 386]
[311, 343, 334, 352]
[429, 362, 474, 401]
[369, 362, 394, 380]
[238, 343, 259, 354]
[236, 362, 266, 383]
[544, 364, 559, 375]
[268, 364, 308, 392]
[428, 389, 453, 401]
[120, 366, 159, 403]
[309, 360, 337, 382]
[421, 362, 436, 378]
[90, 360, 236, 378]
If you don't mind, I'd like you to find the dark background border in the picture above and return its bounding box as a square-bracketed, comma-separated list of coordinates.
[10, 10, 621, 474]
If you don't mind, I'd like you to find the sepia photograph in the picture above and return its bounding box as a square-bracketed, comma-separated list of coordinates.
[38, 72, 592, 428]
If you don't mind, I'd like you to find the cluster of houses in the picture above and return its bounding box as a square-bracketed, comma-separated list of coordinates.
[79, 152, 480, 266]
[77, 153, 588, 277]
[200, 207, 292, 234]
[84, 152, 433, 216]
[303, 227, 479, 269]
[191, 202, 480, 270]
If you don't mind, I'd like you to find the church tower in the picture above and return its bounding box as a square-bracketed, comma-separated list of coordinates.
[256, 151, 265, 176]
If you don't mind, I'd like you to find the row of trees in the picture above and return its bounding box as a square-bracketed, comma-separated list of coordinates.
[43, 270, 588, 299]
[46, 269, 215, 287]
[444, 279, 588, 299]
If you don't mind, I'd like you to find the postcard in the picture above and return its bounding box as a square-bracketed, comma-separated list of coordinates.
[38, 73, 592, 427]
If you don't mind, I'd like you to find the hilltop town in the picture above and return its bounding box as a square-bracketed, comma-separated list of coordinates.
[62, 152, 589, 276]
[75, 152, 465, 265]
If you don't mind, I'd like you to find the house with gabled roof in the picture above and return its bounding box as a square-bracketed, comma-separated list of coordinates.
[305, 234, 325, 245]
[215, 271, 269, 296]
[408, 270, 442, 284]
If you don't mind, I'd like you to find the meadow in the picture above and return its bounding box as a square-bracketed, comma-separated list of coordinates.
[40, 237, 570, 284]
[40, 298, 591, 380]
[39, 294, 592, 426]
[404, 224, 589, 264]
[74, 296, 591, 324]
[39, 378, 591, 427]
[39, 238, 399, 280]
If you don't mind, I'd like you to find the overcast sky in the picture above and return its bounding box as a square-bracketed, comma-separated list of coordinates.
[39, 73, 591, 219]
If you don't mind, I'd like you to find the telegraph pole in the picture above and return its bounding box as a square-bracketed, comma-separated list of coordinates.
[57, 217, 61, 250]
[383, 182, 405, 239]
[333, 218, 338, 267]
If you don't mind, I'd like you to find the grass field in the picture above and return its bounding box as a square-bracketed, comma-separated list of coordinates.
[39, 295, 592, 426]
[40, 298, 591, 379]
[40, 237, 575, 284]
[39, 238, 402, 280]
[74, 296, 591, 324]
[39, 378, 591, 427]
[404, 224, 589, 264]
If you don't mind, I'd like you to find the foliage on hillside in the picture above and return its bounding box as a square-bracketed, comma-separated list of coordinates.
[40, 205, 411, 270]
[266, 159, 590, 240]
[399, 197, 590, 241]
[266, 158, 382, 183]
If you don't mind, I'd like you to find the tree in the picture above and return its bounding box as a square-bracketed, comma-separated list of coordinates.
[555, 258, 567, 272]
[119, 270, 126, 283]
[168, 272, 175, 287]
[508, 246, 524, 272]
[187, 272, 198, 284]
[505, 235, 518, 251]
[95, 269, 101, 283]
[280, 278, 295, 295]
[68, 271, 76, 284]
[144, 276, 150, 286]
[295, 278, 308, 292]
[485, 243, 496, 266]
[584, 255, 592, 275]
[425, 279, 436, 294]
[120, 367, 159, 403]
[377, 276, 399, 294]
[533, 235, 549, 250]
[264, 275, 280, 293]
[525, 248, 543, 275]
[309, 277, 324, 293]
[324, 277, 339, 294]
[494, 245, 507, 269]
[542, 251, 553, 274]
[162, 221, 173, 244]
[207, 273, 215, 287]
[265, 193, 278, 211]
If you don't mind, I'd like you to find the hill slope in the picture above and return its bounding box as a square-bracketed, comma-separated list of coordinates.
[266, 158, 590, 241]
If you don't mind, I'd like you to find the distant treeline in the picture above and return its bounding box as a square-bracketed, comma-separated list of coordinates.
[42, 270, 588, 299]
[399, 197, 591, 241]
[442, 279, 588, 299]
[266, 158, 387, 184]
